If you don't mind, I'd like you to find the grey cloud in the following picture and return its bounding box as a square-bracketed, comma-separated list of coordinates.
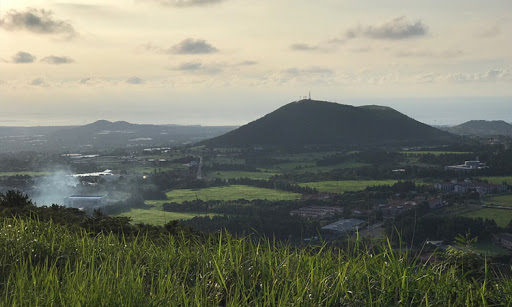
[289, 43, 320, 51]
[177, 62, 202, 70]
[126, 76, 144, 84]
[170, 38, 218, 54]
[174, 61, 222, 74]
[41, 56, 74, 64]
[419, 69, 512, 83]
[477, 24, 501, 38]
[396, 49, 463, 58]
[238, 60, 258, 66]
[346, 16, 427, 40]
[12, 51, 36, 63]
[30, 78, 46, 86]
[80, 77, 94, 84]
[147, 0, 225, 7]
[284, 67, 333, 75]
[0, 8, 77, 39]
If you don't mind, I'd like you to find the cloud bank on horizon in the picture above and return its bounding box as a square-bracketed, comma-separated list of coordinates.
[0, 0, 511, 125]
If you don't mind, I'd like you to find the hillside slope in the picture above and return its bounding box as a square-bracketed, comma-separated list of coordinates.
[203, 100, 455, 147]
[447, 120, 512, 136]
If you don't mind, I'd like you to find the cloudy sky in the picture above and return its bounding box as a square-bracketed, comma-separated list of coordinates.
[1, 0, 511, 126]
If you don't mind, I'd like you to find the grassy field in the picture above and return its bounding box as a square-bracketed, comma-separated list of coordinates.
[207, 171, 278, 180]
[264, 161, 370, 174]
[462, 208, 512, 228]
[0, 171, 51, 177]
[484, 194, 512, 207]
[165, 185, 301, 203]
[119, 200, 217, 225]
[118, 209, 213, 225]
[271, 152, 339, 162]
[299, 180, 401, 194]
[481, 176, 512, 185]
[400, 151, 471, 155]
[128, 164, 188, 174]
[206, 156, 245, 165]
[473, 240, 510, 255]
[2, 218, 511, 306]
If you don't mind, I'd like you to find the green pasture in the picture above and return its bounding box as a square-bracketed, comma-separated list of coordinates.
[481, 176, 512, 185]
[299, 180, 401, 194]
[118, 200, 217, 225]
[265, 161, 369, 174]
[207, 171, 278, 180]
[118, 209, 213, 225]
[207, 156, 245, 165]
[271, 152, 339, 162]
[165, 185, 301, 203]
[462, 208, 512, 228]
[484, 194, 512, 207]
[128, 164, 188, 174]
[473, 240, 509, 255]
[0, 171, 51, 177]
[400, 151, 471, 155]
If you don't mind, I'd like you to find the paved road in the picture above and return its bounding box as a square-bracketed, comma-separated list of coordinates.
[196, 156, 203, 180]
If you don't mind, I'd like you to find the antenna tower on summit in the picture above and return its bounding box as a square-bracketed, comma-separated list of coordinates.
[309, 91, 311, 100]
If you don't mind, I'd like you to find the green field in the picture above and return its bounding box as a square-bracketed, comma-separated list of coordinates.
[484, 194, 512, 207]
[0, 171, 51, 177]
[299, 180, 401, 194]
[119, 200, 217, 225]
[462, 208, 512, 228]
[271, 152, 339, 162]
[264, 161, 369, 174]
[165, 185, 301, 203]
[473, 240, 509, 255]
[400, 151, 471, 155]
[207, 171, 278, 180]
[128, 164, 188, 174]
[118, 208, 213, 225]
[481, 176, 512, 185]
[206, 156, 245, 165]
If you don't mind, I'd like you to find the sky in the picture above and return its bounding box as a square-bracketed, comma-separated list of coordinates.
[1, 0, 512, 126]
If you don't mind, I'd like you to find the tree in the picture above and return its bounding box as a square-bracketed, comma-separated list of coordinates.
[0, 190, 33, 208]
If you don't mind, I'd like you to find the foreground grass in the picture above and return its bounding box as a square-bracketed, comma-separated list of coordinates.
[1, 218, 512, 306]
[165, 185, 301, 203]
[299, 180, 401, 194]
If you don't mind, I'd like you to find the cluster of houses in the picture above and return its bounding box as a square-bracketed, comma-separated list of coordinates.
[434, 179, 509, 195]
[445, 159, 487, 171]
[378, 197, 445, 217]
[290, 206, 343, 219]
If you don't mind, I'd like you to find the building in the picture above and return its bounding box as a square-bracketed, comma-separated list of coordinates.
[64, 195, 107, 209]
[321, 219, 365, 234]
[445, 159, 487, 171]
[493, 233, 512, 250]
[434, 182, 454, 192]
[290, 206, 343, 219]
[434, 179, 509, 196]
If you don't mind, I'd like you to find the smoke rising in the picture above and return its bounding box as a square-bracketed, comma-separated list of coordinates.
[32, 170, 79, 206]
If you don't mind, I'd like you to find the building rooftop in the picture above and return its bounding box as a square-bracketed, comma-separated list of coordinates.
[321, 219, 365, 233]
[66, 195, 106, 199]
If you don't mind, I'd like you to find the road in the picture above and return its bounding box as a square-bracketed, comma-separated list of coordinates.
[196, 156, 203, 180]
